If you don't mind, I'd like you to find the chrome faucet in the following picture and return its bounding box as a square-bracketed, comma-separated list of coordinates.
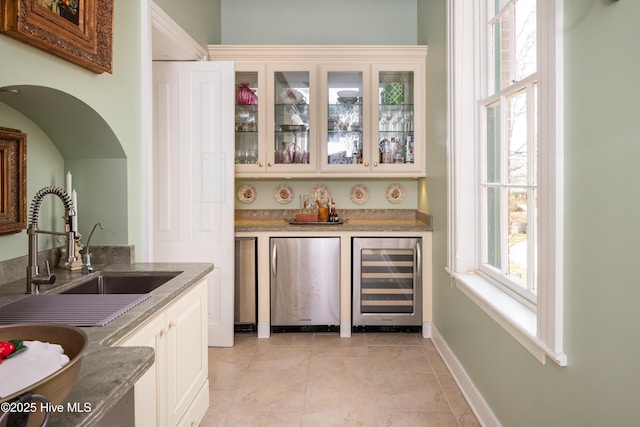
[82, 222, 103, 274]
[26, 186, 77, 294]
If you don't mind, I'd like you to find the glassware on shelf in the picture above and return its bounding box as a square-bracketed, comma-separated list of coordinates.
[273, 71, 311, 166]
[326, 71, 363, 166]
[377, 71, 415, 165]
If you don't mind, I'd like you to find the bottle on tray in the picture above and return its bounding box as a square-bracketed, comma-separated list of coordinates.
[329, 199, 339, 223]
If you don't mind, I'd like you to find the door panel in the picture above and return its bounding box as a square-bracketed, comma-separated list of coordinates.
[152, 61, 235, 347]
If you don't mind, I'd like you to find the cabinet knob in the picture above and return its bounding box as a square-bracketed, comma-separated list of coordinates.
[373, 162, 378, 167]
[258, 162, 264, 167]
[364, 162, 369, 167]
[267, 162, 273, 167]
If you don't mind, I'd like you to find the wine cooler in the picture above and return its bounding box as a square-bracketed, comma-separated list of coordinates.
[352, 237, 422, 327]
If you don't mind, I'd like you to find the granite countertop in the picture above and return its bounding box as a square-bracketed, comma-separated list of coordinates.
[0, 262, 213, 427]
[235, 209, 433, 232]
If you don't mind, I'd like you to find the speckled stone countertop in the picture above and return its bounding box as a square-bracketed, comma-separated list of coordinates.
[235, 209, 433, 232]
[0, 262, 213, 426]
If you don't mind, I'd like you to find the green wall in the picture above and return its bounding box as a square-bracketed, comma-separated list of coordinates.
[154, 0, 222, 46]
[423, 0, 640, 425]
[0, 104, 64, 258]
[0, 0, 146, 261]
[220, 0, 417, 45]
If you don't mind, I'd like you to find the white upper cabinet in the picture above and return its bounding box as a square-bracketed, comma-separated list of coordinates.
[209, 45, 428, 178]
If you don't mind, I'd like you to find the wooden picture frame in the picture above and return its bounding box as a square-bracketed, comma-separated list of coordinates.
[0, 128, 27, 235]
[0, 0, 113, 74]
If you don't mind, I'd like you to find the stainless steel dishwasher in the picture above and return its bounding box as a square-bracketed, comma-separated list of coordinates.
[270, 237, 340, 330]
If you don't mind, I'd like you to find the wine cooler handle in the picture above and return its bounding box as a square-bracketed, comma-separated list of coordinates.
[271, 242, 278, 277]
[415, 241, 422, 278]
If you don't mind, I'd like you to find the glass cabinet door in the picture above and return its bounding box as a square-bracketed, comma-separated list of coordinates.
[375, 70, 419, 170]
[267, 66, 316, 172]
[321, 65, 369, 171]
[234, 66, 268, 175]
[235, 71, 260, 167]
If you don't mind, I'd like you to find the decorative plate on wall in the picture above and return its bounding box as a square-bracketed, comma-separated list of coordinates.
[311, 184, 331, 205]
[350, 184, 369, 205]
[274, 184, 294, 204]
[385, 183, 405, 204]
[237, 184, 257, 204]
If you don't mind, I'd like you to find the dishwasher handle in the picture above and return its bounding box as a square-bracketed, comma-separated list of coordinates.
[271, 241, 278, 277]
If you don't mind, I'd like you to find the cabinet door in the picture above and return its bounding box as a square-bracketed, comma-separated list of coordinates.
[266, 64, 317, 173]
[234, 65, 268, 175]
[118, 313, 166, 427]
[319, 64, 371, 173]
[167, 282, 209, 426]
[371, 64, 425, 175]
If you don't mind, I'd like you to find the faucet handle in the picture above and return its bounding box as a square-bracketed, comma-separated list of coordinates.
[45, 260, 51, 276]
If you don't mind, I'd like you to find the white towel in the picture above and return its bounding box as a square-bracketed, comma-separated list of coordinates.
[0, 341, 70, 399]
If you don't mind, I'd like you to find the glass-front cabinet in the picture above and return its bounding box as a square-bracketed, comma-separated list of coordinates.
[234, 65, 267, 174]
[234, 70, 261, 170]
[266, 65, 317, 173]
[320, 65, 369, 172]
[215, 46, 427, 178]
[372, 64, 423, 174]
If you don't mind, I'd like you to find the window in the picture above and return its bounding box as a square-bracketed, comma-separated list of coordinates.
[447, 0, 565, 365]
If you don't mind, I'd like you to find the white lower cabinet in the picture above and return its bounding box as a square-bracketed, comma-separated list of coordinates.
[118, 280, 209, 427]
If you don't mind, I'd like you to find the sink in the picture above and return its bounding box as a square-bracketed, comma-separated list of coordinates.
[0, 272, 181, 328]
[0, 323, 87, 424]
[62, 271, 181, 294]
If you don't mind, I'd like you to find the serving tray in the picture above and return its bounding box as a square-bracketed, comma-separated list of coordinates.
[289, 219, 344, 225]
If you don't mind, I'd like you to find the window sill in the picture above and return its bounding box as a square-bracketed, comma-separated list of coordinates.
[447, 269, 567, 366]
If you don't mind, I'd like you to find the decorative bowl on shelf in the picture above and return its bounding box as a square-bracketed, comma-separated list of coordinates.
[337, 90, 359, 98]
[279, 88, 306, 104]
[337, 97, 361, 105]
[280, 124, 308, 132]
[236, 83, 258, 105]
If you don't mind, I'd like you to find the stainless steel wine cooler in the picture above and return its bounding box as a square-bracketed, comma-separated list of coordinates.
[352, 237, 422, 327]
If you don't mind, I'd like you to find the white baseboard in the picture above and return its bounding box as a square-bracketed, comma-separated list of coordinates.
[431, 326, 501, 427]
[340, 322, 351, 337]
[422, 322, 432, 338]
[257, 322, 270, 338]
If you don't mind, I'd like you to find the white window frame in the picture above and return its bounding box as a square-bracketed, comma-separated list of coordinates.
[446, 0, 566, 366]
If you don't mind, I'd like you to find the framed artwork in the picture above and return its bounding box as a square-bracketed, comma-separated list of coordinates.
[0, 128, 27, 235]
[0, 0, 113, 73]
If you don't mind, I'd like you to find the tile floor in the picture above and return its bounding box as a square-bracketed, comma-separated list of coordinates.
[201, 332, 480, 427]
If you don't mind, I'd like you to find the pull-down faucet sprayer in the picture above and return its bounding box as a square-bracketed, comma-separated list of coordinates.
[82, 222, 103, 274]
[26, 186, 77, 294]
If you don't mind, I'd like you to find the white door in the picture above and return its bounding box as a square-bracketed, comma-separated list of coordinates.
[152, 61, 235, 347]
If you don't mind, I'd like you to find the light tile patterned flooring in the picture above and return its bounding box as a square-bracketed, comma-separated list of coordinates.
[201, 332, 480, 427]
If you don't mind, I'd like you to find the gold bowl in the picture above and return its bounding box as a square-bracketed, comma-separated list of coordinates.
[0, 323, 88, 426]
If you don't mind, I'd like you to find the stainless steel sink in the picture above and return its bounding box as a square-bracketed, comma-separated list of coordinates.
[62, 271, 181, 294]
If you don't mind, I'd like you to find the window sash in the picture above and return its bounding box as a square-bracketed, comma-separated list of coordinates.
[479, 83, 538, 303]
